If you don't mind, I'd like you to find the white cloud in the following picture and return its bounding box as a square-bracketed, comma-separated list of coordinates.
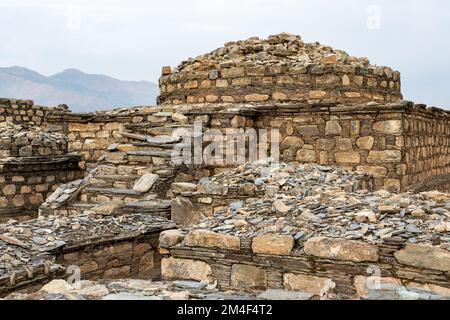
[0, 0, 449, 107]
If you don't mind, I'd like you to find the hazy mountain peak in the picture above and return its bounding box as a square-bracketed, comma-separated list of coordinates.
[0, 66, 158, 112]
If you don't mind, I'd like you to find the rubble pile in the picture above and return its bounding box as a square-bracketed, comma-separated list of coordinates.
[175, 33, 386, 73]
[189, 161, 450, 247]
[0, 214, 174, 277]
[0, 121, 68, 158]
[197, 160, 374, 197]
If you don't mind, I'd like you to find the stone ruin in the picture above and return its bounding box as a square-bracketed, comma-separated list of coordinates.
[0, 33, 449, 300]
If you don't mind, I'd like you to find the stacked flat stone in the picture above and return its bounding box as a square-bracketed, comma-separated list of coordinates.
[158, 33, 402, 105]
[0, 121, 68, 157]
[0, 213, 174, 281]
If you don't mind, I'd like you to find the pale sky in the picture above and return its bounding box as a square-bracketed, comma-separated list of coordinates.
[1, 0, 449, 107]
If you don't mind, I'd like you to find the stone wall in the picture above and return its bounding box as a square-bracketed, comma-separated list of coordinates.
[0, 155, 82, 222]
[403, 106, 450, 188]
[160, 230, 450, 299]
[158, 64, 401, 106]
[54, 233, 161, 281]
[0, 98, 67, 126]
[157, 33, 402, 106]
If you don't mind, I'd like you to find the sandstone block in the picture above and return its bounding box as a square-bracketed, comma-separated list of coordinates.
[281, 136, 304, 150]
[325, 120, 342, 135]
[184, 229, 240, 251]
[161, 257, 214, 283]
[133, 174, 158, 193]
[231, 264, 266, 289]
[356, 136, 374, 150]
[356, 166, 387, 178]
[159, 229, 184, 247]
[334, 152, 360, 164]
[297, 125, 319, 137]
[284, 273, 335, 296]
[171, 182, 197, 194]
[373, 120, 402, 134]
[252, 234, 294, 255]
[296, 149, 316, 162]
[304, 237, 378, 262]
[394, 244, 450, 272]
[244, 93, 269, 102]
[367, 150, 402, 164]
[309, 90, 327, 99]
[320, 54, 337, 64]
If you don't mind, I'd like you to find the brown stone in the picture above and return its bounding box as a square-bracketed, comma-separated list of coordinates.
[334, 152, 360, 164]
[231, 264, 266, 289]
[354, 276, 401, 297]
[171, 196, 208, 226]
[184, 229, 240, 251]
[138, 251, 155, 275]
[252, 235, 294, 255]
[103, 266, 131, 279]
[161, 257, 214, 283]
[296, 149, 317, 162]
[309, 90, 327, 99]
[281, 136, 304, 150]
[244, 93, 270, 102]
[159, 229, 184, 247]
[80, 261, 99, 274]
[162, 66, 172, 75]
[272, 92, 288, 101]
[356, 166, 387, 178]
[320, 54, 337, 64]
[284, 273, 335, 296]
[367, 150, 402, 164]
[297, 125, 319, 137]
[304, 237, 379, 262]
[325, 120, 342, 135]
[356, 136, 374, 150]
[373, 120, 402, 134]
[394, 244, 450, 272]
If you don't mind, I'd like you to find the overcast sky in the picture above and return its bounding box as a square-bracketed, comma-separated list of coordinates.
[1, 0, 449, 107]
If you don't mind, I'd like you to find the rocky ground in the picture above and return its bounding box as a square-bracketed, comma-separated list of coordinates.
[3, 278, 448, 300]
[0, 214, 174, 277]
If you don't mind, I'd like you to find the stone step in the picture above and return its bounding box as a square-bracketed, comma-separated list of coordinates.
[87, 174, 141, 189]
[126, 150, 173, 158]
[84, 187, 142, 197]
[67, 199, 171, 217]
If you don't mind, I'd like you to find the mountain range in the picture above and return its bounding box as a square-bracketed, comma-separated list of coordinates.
[0, 66, 158, 112]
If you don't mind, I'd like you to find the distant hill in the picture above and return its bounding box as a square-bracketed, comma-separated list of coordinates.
[0, 66, 158, 112]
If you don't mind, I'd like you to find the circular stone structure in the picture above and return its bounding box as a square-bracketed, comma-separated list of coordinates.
[157, 33, 402, 106]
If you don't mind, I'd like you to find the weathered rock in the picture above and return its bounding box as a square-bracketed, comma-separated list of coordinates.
[231, 264, 266, 288]
[373, 120, 402, 134]
[184, 229, 240, 251]
[304, 237, 379, 262]
[273, 200, 291, 215]
[171, 182, 197, 194]
[394, 244, 450, 272]
[161, 257, 214, 283]
[159, 229, 184, 247]
[252, 234, 294, 255]
[133, 174, 158, 193]
[284, 273, 335, 296]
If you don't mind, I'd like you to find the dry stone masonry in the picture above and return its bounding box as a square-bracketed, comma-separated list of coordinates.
[158, 33, 402, 106]
[1, 33, 450, 300]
